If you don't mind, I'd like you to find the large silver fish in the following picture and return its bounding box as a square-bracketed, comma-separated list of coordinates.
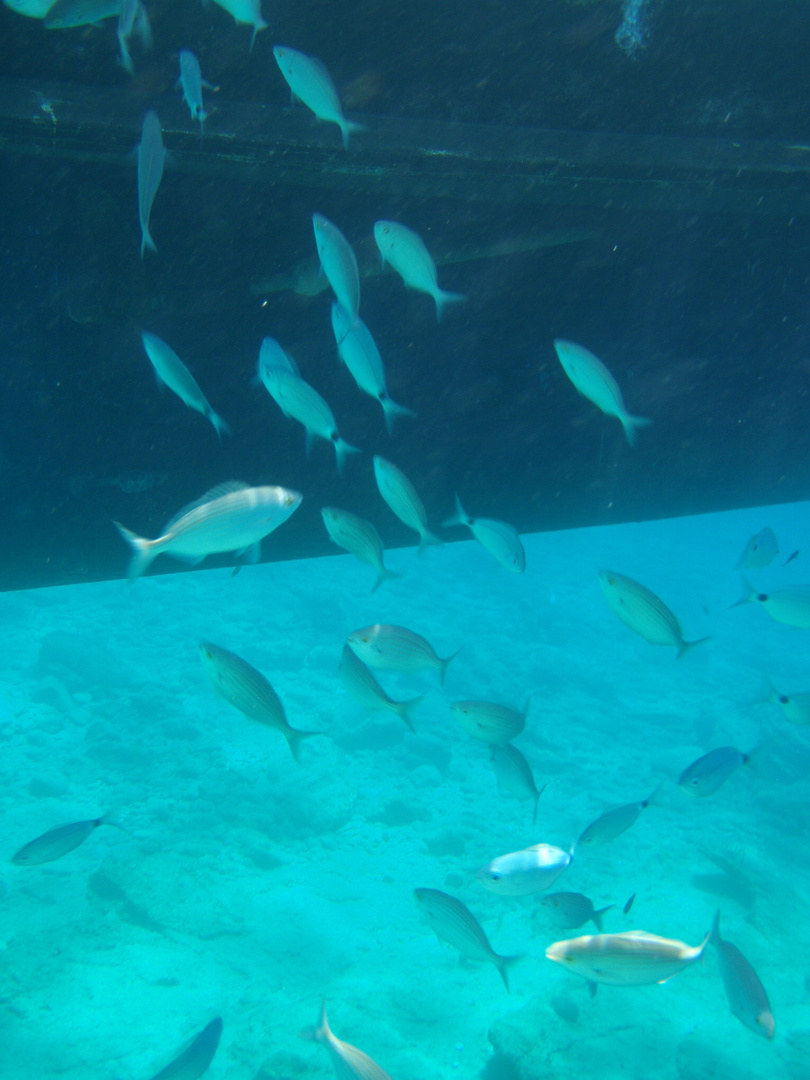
[147, 1017, 223, 1080]
[274, 48, 364, 148]
[137, 110, 165, 257]
[577, 787, 659, 847]
[677, 746, 749, 797]
[346, 623, 458, 684]
[451, 699, 527, 745]
[299, 1001, 393, 1080]
[373, 221, 466, 320]
[115, 481, 301, 579]
[443, 495, 525, 573]
[321, 507, 400, 592]
[598, 570, 708, 657]
[413, 887, 520, 991]
[477, 843, 572, 896]
[490, 744, 545, 824]
[141, 331, 229, 439]
[736, 527, 778, 570]
[200, 642, 320, 762]
[546, 927, 710, 986]
[710, 912, 774, 1040]
[373, 456, 442, 553]
[339, 644, 421, 732]
[553, 339, 652, 446]
[733, 578, 810, 628]
[12, 813, 119, 865]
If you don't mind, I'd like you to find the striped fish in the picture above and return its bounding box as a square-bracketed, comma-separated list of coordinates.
[339, 644, 421, 732]
[148, 1017, 223, 1080]
[545, 927, 710, 986]
[321, 507, 400, 593]
[490, 744, 545, 824]
[598, 570, 708, 657]
[12, 813, 119, 865]
[451, 699, 526, 745]
[373, 457, 442, 553]
[414, 887, 521, 991]
[299, 1001, 393, 1080]
[346, 624, 459, 685]
[199, 642, 321, 762]
[710, 912, 774, 1040]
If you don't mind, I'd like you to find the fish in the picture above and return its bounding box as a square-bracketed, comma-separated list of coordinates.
[114, 481, 302, 580]
[623, 893, 636, 915]
[553, 339, 652, 446]
[43, 0, 119, 29]
[12, 813, 119, 865]
[299, 1001, 394, 1080]
[137, 110, 165, 258]
[4, 0, 57, 18]
[373, 220, 467, 320]
[442, 495, 525, 573]
[313, 215, 361, 322]
[208, 0, 267, 48]
[677, 746, 750, 797]
[141, 331, 230, 439]
[117, 0, 151, 74]
[178, 50, 216, 138]
[541, 892, 614, 932]
[200, 642, 321, 762]
[577, 787, 659, 848]
[346, 623, 459, 685]
[545, 927, 710, 987]
[733, 578, 810, 628]
[413, 887, 521, 991]
[451, 699, 527, 745]
[783, 549, 800, 566]
[710, 912, 775, 1040]
[339, 644, 421, 733]
[257, 336, 300, 382]
[373, 456, 442, 553]
[736, 527, 778, 570]
[260, 367, 359, 473]
[598, 570, 708, 657]
[321, 507, 400, 592]
[477, 843, 572, 896]
[767, 684, 810, 726]
[489, 743, 545, 824]
[330, 303, 415, 433]
[273, 46, 364, 148]
[147, 1017, 223, 1080]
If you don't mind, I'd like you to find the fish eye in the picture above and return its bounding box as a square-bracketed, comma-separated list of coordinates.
[690, 777, 700, 786]
[779, 695, 790, 704]
[757, 593, 768, 602]
[490, 872, 500, 882]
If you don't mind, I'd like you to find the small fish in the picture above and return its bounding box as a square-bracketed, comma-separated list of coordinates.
[477, 843, 572, 896]
[256, 336, 299, 382]
[299, 1001, 393, 1080]
[442, 494, 525, 573]
[321, 507, 400, 592]
[200, 642, 321, 761]
[274, 46, 364, 148]
[677, 746, 750, 797]
[12, 813, 119, 865]
[331, 303, 415, 433]
[339, 644, 422, 732]
[490, 744, 545, 824]
[261, 367, 359, 474]
[413, 887, 521, 991]
[373, 220, 466, 320]
[598, 570, 708, 657]
[541, 892, 614, 932]
[346, 624, 458, 684]
[44, 0, 119, 29]
[137, 110, 165, 258]
[767, 684, 810, 726]
[117, 0, 151, 74]
[115, 481, 301, 579]
[553, 339, 652, 446]
[313, 215, 361, 322]
[623, 893, 636, 915]
[710, 912, 775, 1040]
[209, 0, 267, 48]
[178, 50, 216, 138]
[148, 1017, 223, 1080]
[783, 549, 800, 567]
[373, 456, 442, 553]
[451, 700, 527, 746]
[545, 927, 710, 987]
[577, 788, 659, 848]
[736, 527, 778, 570]
[141, 331, 230, 439]
[733, 578, 810, 628]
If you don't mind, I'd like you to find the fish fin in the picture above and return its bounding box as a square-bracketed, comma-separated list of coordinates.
[417, 529, 444, 555]
[207, 409, 231, 440]
[140, 229, 157, 259]
[392, 695, 423, 733]
[304, 429, 315, 456]
[710, 909, 722, 947]
[588, 980, 598, 998]
[622, 413, 653, 447]
[642, 780, 665, 808]
[380, 394, 416, 434]
[118, 43, 135, 75]
[438, 646, 462, 687]
[442, 493, 470, 529]
[531, 783, 547, 826]
[434, 289, 467, 322]
[371, 568, 402, 593]
[677, 635, 710, 659]
[335, 437, 361, 475]
[249, 16, 269, 51]
[163, 482, 249, 532]
[135, 3, 153, 50]
[98, 810, 131, 836]
[287, 728, 324, 764]
[730, 576, 756, 609]
[298, 999, 330, 1044]
[114, 521, 155, 581]
[339, 118, 366, 149]
[496, 954, 524, 993]
[591, 904, 614, 933]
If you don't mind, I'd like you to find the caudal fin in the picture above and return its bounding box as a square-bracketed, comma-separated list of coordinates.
[495, 953, 523, 993]
[208, 409, 231, 441]
[114, 522, 156, 581]
[371, 567, 402, 593]
[340, 119, 366, 149]
[417, 528, 444, 555]
[592, 904, 615, 933]
[140, 228, 157, 259]
[438, 647, 462, 686]
[441, 493, 470, 530]
[334, 437, 360, 475]
[677, 635, 711, 659]
[287, 728, 324, 764]
[391, 695, 423, 733]
[622, 413, 653, 447]
[380, 394, 416, 435]
[435, 289, 468, 322]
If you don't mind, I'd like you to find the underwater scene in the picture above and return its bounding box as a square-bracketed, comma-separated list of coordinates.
[1, 1, 810, 1078]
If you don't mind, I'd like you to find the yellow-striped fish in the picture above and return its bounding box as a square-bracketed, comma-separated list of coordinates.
[321, 507, 400, 592]
[545, 927, 710, 986]
[339, 644, 422, 732]
[199, 642, 320, 761]
[451, 699, 526, 745]
[346, 624, 459, 684]
[598, 570, 708, 657]
[299, 1001, 393, 1080]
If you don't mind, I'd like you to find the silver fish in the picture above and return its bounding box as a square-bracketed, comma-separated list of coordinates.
[5, 1, 55, 17]
[147, 1017, 223, 1080]
[767, 684, 810, 726]
[313, 214, 361, 321]
[346, 623, 458, 684]
[598, 570, 708, 657]
[710, 912, 774, 1040]
[373, 456, 442, 553]
[115, 481, 301, 579]
[274, 47, 364, 148]
[137, 109, 165, 257]
[339, 644, 421, 732]
[200, 642, 320, 762]
[490, 743, 545, 824]
[299, 1001, 393, 1080]
[257, 336, 299, 381]
[117, 0, 151, 74]
[545, 927, 710, 987]
[451, 699, 527, 745]
[209, 0, 267, 48]
[413, 887, 520, 991]
[321, 507, 399, 592]
[541, 892, 614, 933]
[261, 367, 359, 474]
[178, 50, 215, 138]
[331, 303, 415, 433]
[373, 220, 467, 320]
[12, 813, 118, 865]
[677, 746, 749, 797]
[733, 578, 810, 628]
[553, 339, 652, 446]
[577, 788, 659, 847]
[477, 843, 572, 896]
[736, 527, 778, 570]
[443, 494, 525, 572]
[141, 331, 230, 439]
[44, 0, 119, 29]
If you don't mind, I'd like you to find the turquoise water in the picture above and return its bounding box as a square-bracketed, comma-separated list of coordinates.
[1, 500, 807, 1079]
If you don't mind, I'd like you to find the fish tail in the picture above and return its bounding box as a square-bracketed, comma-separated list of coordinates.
[496, 953, 523, 993]
[677, 635, 710, 659]
[709, 909, 722, 947]
[114, 522, 156, 581]
[249, 17, 269, 51]
[381, 395, 416, 435]
[417, 528, 444, 555]
[118, 43, 135, 75]
[287, 728, 324, 764]
[441, 493, 468, 529]
[334, 438, 361, 475]
[392, 695, 423, 733]
[371, 568, 402, 593]
[531, 782, 547, 826]
[438, 646, 462, 686]
[340, 119, 366, 149]
[140, 228, 157, 259]
[730, 576, 756, 609]
[434, 289, 468, 322]
[298, 999, 330, 1044]
[592, 904, 615, 933]
[208, 409, 231, 441]
[622, 413, 653, 447]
